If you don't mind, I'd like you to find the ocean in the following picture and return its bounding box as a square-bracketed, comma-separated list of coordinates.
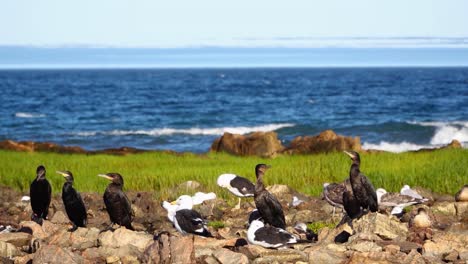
[0, 67, 467, 153]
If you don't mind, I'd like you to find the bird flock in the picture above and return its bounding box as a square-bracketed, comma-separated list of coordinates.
[27, 151, 466, 249]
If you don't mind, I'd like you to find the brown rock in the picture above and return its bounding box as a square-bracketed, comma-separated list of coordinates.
[352, 213, 408, 241]
[213, 248, 249, 264]
[32, 244, 83, 264]
[284, 130, 361, 154]
[210, 131, 284, 157]
[0, 232, 31, 247]
[446, 139, 462, 149]
[170, 235, 195, 264]
[0, 241, 22, 258]
[19, 221, 48, 240]
[423, 230, 468, 259]
[305, 246, 347, 264]
[13, 253, 34, 264]
[50, 210, 69, 224]
[98, 227, 153, 252]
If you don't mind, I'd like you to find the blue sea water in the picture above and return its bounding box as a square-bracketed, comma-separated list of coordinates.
[0, 68, 467, 153]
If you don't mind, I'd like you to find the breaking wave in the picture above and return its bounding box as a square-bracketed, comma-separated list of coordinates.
[72, 123, 295, 137]
[408, 121, 468, 145]
[362, 141, 432, 153]
[15, 112, 46, 118]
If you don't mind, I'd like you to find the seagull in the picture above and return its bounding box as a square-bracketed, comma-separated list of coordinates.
[217, 173, 255, 209]
[191, 192, 217, 205]
[376, 188, 428, 215]
[400, 185, 424, 200]
[290, 196, 304, 207]
[171, 195, 212, 237]
[162, 192, 216, 223]
[322, 181, 349, 219]
[247, 220, 301, 248]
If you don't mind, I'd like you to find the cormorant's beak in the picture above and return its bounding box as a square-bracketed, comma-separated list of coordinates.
[265, 165, 271, 169]
[343, 150, 355, 159]
[56, 171, 68, 177]
[98, 174, 113, 181]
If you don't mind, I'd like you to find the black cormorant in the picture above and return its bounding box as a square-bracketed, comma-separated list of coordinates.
[172, 195, 212, 237]
[342, 180, 361, 219]
[30, 165, 51, 225]
[217, 173, 255, 209]
[98, 173, 133, 230]
[253, 164, 286, 229]
[56, 171, 87, 231]
[343, 151, 378, 213]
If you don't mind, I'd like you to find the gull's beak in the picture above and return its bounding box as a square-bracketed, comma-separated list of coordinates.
[98, 174, 113, 180]
[343, 150, 354, 158]
[56, 171, 68, 177]
[170, 200, 177, 205]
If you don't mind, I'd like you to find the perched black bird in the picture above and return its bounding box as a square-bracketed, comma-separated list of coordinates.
[172, 195, 212, 237]
[342, 180, 361, 219]
[56, 171, 87, 231]
[254, 164, 286, 229]
[344, 151, 378, 213]
[30, 165, 52, 225]
[98, 173, 133, 230]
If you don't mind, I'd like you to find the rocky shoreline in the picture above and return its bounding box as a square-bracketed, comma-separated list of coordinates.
[0, 183, 467, 263]
[0, 130, 462, 157]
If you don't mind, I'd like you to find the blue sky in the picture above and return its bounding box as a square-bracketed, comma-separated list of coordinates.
[2, 0, 468, 47]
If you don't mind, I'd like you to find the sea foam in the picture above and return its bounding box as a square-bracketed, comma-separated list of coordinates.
[362, 141, 432, 153]
[408, 120, 468, 145]
[73, 123, 295, 137]
[14, 112, 46, 118]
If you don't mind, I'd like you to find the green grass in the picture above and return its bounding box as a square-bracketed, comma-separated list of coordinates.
[207, 221, 226, 229]
[0, 148, 466, 201]
[307, 221, 337, 233]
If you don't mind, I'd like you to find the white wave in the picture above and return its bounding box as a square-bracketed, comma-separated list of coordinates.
[72, 123, 295, 137]
[408, 120, 468, 145]
[362, 141, 432, 153]
[15, 112, 45, 118]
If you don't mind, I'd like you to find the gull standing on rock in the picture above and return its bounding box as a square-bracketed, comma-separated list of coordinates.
[400, 185, 424, 200]
[57, 171, 87, 231]
[98, 173, 134, 230]
[376, 188, 428, 215]
[254, 164, 286, 229]
[30, 165, 52, 225]
[343, 151, 378, 213]
[217, 173, 255, 209]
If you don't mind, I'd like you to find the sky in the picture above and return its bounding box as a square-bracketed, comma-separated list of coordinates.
[1, 0, 468, 47]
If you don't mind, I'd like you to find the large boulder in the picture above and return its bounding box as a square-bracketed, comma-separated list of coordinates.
[423, 230, 468, 259]
[0, 140, 86, 153]
[0, 241, 22, 258]
[284, 130, 361, 154]
[0, 232, 31, 247]
[98, 227, 153, 252]
[210, 132, 284, 157]
[32, 244, 83, 264]
[213, 248, 249, 264]
[352, 213, 408, 241]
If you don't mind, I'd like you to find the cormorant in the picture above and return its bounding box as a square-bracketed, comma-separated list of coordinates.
[171, 195, 212, 237]
[247, 220, 300, 248]
[253, 164, 286, 229]
[376, 188, 428, 215]
[343, 151, 378, 213]
[342, 180, 361, 219]
[455, 185, 468, 202]
[30, 165, 51, 225]
[217, 173, 255, 209]
[98, 173, 133, 230]
[56, 171, 87, 231]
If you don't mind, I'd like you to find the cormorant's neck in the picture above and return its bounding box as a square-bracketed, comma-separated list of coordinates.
[110, 182, 123, 189]
[349, 164, 360, 179]
[255, 172, 265, 193]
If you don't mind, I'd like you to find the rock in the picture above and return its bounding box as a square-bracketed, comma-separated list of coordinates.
[442, 250, 460, 263]
[352, 213, 408, 241]
[432, 202, 457, 216]
[0, 140, 86, 153]
[284, 130, 361, 154]
[121, 255, 140, 264]
[348, 240, 383, 253]
[446, 139, 462, 149]
[170, 235, 194, 264]
[305, 247, 347, 264]
[106, 256, 120, 263]
[0, 232, 31, 247]
[213, 248, 249, 264]
[423, 230, 468, 259]
[48, 227, 99, 250]
[0, 241, 21, 258]
[256, 248, 307, 263]
[81, 247, 104, 263]
[237, 245, 269, 260]
[346, 251, 406, 264]
[19, 221, 48, 240]
[193, 237, 238, 258]
[97, 245, 142, 260]
[210, 131, 284, 157]
[202, 255, 220, 264]
[50, 211, 69, 224]
[32, 244, 83, 263]
[376, 240, 422, 254]
[455, 201, 468, 219]
[98, 227, 153, 252]
[13, 253, 34, 264]
[176, 181, 202, 191]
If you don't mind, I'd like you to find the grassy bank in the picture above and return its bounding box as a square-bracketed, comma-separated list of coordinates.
[0, 149, 466, 200]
